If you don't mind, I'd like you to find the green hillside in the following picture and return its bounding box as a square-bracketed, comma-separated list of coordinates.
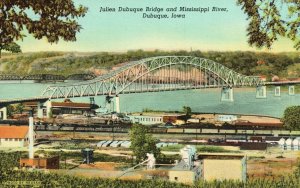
[0, 50, 299, 80]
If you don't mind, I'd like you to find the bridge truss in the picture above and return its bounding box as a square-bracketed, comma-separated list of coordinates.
[42, 56, 264, 99]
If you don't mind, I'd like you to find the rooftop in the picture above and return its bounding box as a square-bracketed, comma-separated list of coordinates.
[130, 112, 185, 117]
[171, 161, 199, 171]
[24, 100, 99, 109]
[0, 126, 28, 139]
[51, 102, 92, 109]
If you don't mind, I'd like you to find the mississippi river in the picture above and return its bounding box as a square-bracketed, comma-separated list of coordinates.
[0, 81, 299, 118]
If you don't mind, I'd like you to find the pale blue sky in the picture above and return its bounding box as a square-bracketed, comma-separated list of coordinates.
[19, 0, 296, 52]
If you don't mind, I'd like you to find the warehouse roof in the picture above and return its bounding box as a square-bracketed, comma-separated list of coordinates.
[0, 126, 28, 139]
[24, 100, 99, 109]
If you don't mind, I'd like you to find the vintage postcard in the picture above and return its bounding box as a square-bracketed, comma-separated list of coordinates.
[0, 0, 299, 187]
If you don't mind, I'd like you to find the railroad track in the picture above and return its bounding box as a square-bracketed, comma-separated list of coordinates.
[34, 125, 300, 136]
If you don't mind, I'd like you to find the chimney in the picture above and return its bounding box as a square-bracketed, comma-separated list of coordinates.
[28, 112, 34, 159]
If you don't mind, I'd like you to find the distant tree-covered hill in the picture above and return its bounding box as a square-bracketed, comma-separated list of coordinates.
[0, 50, 299, 80]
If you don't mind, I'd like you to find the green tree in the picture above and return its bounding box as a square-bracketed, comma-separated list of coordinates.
[15, 103, 24, 114]
[0, 0, 88, 57]
[282, 106, 300, 130]
[129, 124, 160, 163]
[182, 106, 192, 122]
[2, 42, 21, 55]
[6, 104, 14, 117]
[237, 0, 300, 50]
[48, 107, 53, 118]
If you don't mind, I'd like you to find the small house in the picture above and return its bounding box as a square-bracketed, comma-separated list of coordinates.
[0, 126, 31, 147]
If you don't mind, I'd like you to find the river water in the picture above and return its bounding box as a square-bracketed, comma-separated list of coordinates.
[0, 81, 299, 118]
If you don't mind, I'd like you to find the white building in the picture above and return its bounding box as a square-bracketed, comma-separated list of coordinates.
[127, 115, 163, 125]
[216, 115, 238, 122]
[0, 126, 30, 147]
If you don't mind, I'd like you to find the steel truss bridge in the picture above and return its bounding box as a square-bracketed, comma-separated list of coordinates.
[42, 56, 264, 99]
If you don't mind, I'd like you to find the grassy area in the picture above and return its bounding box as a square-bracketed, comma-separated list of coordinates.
[50, 141, 96, 150]
[160, 144, 233, 153]
[35, 150, 132, 168]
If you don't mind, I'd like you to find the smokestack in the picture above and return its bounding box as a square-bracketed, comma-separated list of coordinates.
[28, 112, 34, 159]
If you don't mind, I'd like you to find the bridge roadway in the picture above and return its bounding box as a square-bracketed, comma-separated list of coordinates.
[0, 97, 49, 107]
[265, 81, 300, 85]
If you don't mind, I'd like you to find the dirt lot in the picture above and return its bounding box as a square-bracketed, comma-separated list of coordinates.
[80, 162, 125, 171]
[192, 114, 281, 124]
[248, 158, 299, 179]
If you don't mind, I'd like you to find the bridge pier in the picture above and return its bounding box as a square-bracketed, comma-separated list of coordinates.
[37, 102, 44, 118]
[274, 86, 281, 97]
[288, 85, 295, 95]
[0, 107, 7, 120]
[45, 100, 52, 118]
[115, 95, 120, 113]
[256, 86, 267, 98]
[221, 87, 234, 102]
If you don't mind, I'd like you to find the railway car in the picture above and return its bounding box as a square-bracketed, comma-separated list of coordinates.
[219, 129, 236, 134]
[201, 128, 219, 134]
[167, 128, 184, 133]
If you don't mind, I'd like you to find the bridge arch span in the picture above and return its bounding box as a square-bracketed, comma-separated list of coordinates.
[42, 56, 263, 99]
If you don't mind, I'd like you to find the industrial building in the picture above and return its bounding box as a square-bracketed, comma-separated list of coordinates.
[24, 99, 99, 118]
[198, 154, 247, 181]
[169, 145, 200, 184]
[0, 125, 32, 147]
[20, 156, 59, 169]
[127, 114, 163, 125]
[169, 162, 201, 184]
[169, 146, 247, 184]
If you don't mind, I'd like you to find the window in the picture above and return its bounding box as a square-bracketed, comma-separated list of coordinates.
[5, 138, 8, 141]
[15, 138, 18, 141]
[174, 177, 178, 181]
[9, 138, 12, 141]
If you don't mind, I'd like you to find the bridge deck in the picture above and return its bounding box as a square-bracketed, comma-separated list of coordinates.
[265, 81, 300, 85]
[0, 97, 49, 106]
